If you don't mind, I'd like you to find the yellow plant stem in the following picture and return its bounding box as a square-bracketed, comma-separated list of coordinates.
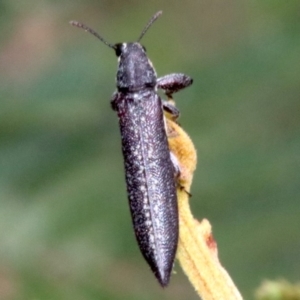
[166, 112, 243, 300]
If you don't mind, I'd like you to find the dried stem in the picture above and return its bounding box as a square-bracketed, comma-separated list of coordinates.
[166, 103, 243, 300]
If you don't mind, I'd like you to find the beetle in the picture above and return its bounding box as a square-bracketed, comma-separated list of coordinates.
[70, 11, 192, 286]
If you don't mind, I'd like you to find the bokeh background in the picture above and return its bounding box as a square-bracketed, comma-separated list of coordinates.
[1, 1, 299, 299]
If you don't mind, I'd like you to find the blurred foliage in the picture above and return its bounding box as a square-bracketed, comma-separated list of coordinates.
[255, 280, 300, 300]
[0, 1, 299, 299]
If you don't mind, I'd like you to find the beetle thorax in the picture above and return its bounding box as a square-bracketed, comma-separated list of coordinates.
[116, 43, 157, 92]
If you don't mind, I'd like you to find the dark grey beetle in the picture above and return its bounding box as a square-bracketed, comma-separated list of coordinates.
[70, 11, 192, 287]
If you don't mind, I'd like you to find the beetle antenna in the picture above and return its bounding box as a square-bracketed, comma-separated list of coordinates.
[70, 20, 116, 49]
[137, 11, 162, 42]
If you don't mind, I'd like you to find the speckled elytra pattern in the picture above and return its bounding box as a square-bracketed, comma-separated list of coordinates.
[112, 89, 178, 286]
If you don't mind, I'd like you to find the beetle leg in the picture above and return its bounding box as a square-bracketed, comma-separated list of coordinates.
[169, 151, 191, 197]
[157, 73, 193, 98]
[162, 100, 180, 122]
[170, 151, 181, 178]
[110, 91, 120, 111]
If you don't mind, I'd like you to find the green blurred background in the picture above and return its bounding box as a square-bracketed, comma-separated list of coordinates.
[0, 1, 299, 299]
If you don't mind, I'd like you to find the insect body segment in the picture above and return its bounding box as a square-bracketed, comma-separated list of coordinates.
[115, 43, 156, 92]
[112, 90, 178, 286]
[71, 11, 193, 287]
